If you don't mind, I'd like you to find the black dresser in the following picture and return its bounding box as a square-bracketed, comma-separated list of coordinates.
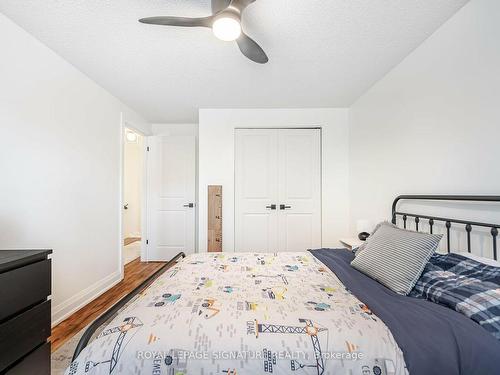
[0, 250, 52, 374]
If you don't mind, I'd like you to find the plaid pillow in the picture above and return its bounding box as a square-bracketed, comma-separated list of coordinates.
[411, 253, 500, 340]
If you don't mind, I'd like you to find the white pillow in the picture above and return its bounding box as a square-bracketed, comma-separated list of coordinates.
[456, 252, 500, 267]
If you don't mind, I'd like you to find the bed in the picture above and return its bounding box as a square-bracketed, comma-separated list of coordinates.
[68, 195, 500, 375]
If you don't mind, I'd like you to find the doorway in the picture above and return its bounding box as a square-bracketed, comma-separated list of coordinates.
[122, 127, 144, 264]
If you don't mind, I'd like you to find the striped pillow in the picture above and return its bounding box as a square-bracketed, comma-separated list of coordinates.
[353, 221, 397, 256]
[351, 225, 442, 295]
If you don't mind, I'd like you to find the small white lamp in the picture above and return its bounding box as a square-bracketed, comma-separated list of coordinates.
[356, 219, 372, 241]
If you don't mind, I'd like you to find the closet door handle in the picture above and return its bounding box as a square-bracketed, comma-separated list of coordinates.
[280, 204, 291, 210]
[266, 204, 277, 210]
[183, 203, 194, 208]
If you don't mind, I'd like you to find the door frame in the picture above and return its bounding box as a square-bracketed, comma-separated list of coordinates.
[119, 115, 148, 274]
[233, 127, 323, 252]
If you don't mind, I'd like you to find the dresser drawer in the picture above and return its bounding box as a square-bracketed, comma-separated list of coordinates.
[0, 259, 51, 321]
[5, 342, 50, 375]
[0, 300, 51, 372]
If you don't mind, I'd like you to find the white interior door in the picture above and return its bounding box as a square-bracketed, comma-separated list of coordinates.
[235, 129, 279, 252]
[235, 128, 321, 252]
[147, 136, 196, 261]
[277, 129, 321, 251]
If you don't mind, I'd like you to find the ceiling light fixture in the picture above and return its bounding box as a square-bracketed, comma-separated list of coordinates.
[126, 131, 138, 142]
[212, 16, 241, 41]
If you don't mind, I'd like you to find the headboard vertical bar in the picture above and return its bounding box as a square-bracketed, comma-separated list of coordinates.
[492, 228, 498, 261]
[465, 224, 472, 253]
[446, 221, 451, 253]
[429, 219, 434, 234]
[415, 217, 419, 232]
[403, 215, 407, 229]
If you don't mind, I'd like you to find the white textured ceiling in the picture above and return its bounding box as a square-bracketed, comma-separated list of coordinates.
[0, 0, 468, 122]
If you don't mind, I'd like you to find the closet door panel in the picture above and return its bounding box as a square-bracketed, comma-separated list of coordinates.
[278, 129, 321, 252]
[241, 214, 273, 251]
[283, 214, 314, 252]
[235, 129, 279, 252]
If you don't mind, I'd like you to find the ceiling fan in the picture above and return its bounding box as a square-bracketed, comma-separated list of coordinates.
[139, 0, 268, 64]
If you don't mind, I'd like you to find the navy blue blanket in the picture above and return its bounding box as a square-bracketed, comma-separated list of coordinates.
[310, 249, 500, 375]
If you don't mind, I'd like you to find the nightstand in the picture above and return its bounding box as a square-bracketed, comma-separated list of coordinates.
[339, 238, 364, 251]
[0, 249, 52, 375]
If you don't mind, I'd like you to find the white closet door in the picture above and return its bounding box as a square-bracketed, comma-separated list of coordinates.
[277, 129, 321, 252]
[147, 136, 196, 260]
[235, 128, 321, 253]
[235, 129, 279, 252]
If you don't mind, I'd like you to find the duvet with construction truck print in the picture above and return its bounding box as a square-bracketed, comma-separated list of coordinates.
[66, 252, 407, 375]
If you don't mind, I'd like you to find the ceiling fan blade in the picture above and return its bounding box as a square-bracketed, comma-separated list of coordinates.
[230, 0, 256, 12]
[236, 33, 268, 64]
[139, 16, 212, 28]
[211, 0, 231, 13]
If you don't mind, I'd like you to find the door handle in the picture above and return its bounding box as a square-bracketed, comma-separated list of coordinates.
[280, 204, 292, 210]
[266, 204, 277, 210]
[183, 203, 194, 208]
[123, 203, 129, 210]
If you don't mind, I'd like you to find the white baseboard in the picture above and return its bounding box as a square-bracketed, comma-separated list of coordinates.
[51, 270, 123, 327]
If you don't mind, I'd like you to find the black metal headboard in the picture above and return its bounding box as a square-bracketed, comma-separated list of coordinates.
[392, 195, 500, 260]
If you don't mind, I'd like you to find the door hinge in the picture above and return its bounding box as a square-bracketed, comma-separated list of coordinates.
[146, 146, 150, 151]
[146, 239, 149, 245]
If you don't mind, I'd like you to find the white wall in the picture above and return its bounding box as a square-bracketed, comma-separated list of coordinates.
[0, 13, 150, 325]
[349, 0, 500, 257]
[123, 131, 143, 238]
[198, 108, 350, 252]
[152, 123, 198, 136]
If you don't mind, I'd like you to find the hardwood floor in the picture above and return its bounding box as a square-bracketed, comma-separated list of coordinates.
[124, 237, 141, 246]
[50, 258, 167, 352]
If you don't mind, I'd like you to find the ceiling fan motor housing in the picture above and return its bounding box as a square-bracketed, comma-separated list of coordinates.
[213, 6, 241, 25]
